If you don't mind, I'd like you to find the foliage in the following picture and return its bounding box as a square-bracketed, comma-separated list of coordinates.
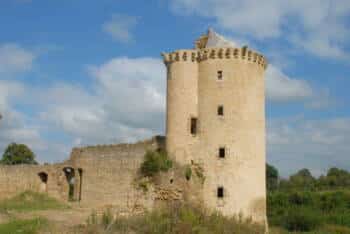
[0, 218, 47, 234]
[140, 150, 172, 177]
[266, 165, 350, 232]
[1, 143, 38, 165]
[84, 203, 264, 234]
[275, 167, 350, 191]
[0, 191, 68, 212]
[266, 163, 279, 191]
[268, 190, 350, 232]
[185, 166, 192, 181]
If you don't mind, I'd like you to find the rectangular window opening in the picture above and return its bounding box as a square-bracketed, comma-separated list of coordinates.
[217, 105, 224, 116]
[219, 147, 225, 158]
[217, 70, 223, 80]
[217, 187, 224, 198]
[190, 118, 197, 135]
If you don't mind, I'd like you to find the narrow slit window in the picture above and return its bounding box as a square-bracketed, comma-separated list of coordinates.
[217, 187, 224, 198]
[217, 105, 224, 116]
[190, 118, 197, 135]
[219, 147, 225, 158]
[217, 70, 223, 80]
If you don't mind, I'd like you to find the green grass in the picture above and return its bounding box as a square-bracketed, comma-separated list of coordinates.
[0, 218, 47, 234]
[0, 191, 69, 212]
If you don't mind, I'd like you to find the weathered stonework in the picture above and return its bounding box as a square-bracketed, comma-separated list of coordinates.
[162, 30, 268, 224]
[0, 29, 267, 226]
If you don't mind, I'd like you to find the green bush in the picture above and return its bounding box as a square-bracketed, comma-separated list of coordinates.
[282, 208, 322, 232]
[268, 190, 350, 231]
[140, 150, 172, 177]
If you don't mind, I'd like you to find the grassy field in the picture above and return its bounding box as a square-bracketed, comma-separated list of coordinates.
[0, 191, 69, 234]
[81, 203, 265, 234]
[0, 190, 69, 212]
[1, 190, 350, 233]
[0, 218, 47, 234]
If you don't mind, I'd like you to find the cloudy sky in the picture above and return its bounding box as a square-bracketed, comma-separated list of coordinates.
[0, 0, 349, 177]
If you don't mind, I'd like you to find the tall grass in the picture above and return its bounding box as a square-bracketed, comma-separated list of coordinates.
[0, 191, 68, 212]
[84, 203, 264, 234]
[0, 217, 47, 234]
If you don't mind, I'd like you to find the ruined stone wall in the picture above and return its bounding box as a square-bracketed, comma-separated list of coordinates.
[0, 163, 72, 201]
[68, 137, 165, 213]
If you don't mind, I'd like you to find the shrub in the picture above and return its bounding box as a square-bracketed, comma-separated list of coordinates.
[140, 150, 172, 177]
[288, 191, 312, 206]
[282, 208, 322, 232]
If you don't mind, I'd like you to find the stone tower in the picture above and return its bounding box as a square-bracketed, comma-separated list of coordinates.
[162, 29, 268, 224]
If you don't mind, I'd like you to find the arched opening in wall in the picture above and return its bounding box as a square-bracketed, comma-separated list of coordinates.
[63, 167, 75, 201]
[78, 168, 83, 202]
[38, 172, 48, 193]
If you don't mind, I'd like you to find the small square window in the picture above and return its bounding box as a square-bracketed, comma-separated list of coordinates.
[217, 105, 224, 116]
[190, 118, 197, 135]
[219, 147, 225, 158]
[217, 187, 224, 198]
[217, 70, 223, 80]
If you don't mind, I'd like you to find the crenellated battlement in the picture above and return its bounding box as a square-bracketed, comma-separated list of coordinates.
[162, 47, 268, 69]
[162, 50, 199, 64]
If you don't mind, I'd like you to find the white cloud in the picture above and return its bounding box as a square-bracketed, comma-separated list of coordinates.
[102, 14, 138, 43]
[0, 44, 35, 74]
[267, 117, 350, 176]
[0, 56, 165, 163]
[36, 57, 165, 146]
[266, 65, 313, 102]
[0, 54, 338, 172]
[170, 0, 350, 59]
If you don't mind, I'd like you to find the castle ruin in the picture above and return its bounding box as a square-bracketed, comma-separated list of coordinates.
[0, 29, 268, 224]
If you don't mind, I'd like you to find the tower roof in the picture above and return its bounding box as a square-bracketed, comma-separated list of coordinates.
[195, 28, 237, 49]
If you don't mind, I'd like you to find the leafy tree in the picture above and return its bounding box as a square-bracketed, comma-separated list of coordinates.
[266, 163, 279, 191]
[289, 168, 315, 190]
[326, 167, 350, 187]
[1, 143, 38, 165]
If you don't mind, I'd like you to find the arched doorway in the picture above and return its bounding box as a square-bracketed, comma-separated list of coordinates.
[38, 172, 48, 193]
[63, 167, 75, 201]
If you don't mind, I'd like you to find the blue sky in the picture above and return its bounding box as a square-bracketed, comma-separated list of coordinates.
[0, 0, 349, 177]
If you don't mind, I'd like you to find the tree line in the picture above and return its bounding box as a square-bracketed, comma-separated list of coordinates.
[266, 163, 350, 191]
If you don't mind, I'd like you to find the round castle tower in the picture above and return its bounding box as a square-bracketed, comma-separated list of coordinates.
[162, 49, 199, 164]
[162, 29, 268, 224]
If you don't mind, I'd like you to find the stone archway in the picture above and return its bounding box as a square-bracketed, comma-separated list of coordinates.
[63, 167, 75, 201]
[38, 172, 48, 193]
